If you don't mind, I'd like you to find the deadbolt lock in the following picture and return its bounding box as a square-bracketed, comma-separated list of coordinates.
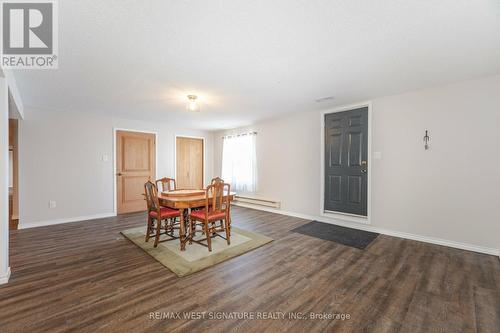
[361, 160, 368, 174]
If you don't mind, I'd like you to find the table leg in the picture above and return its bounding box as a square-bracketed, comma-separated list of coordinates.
[228, 205, 232, 236]
[185, 209, 191, 246]
[179, 208, 186, 251]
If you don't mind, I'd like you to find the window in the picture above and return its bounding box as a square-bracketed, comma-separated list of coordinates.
[221, 132, 257, 193]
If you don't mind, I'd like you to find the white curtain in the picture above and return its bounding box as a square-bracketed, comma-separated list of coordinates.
[221, 132, 257, 193]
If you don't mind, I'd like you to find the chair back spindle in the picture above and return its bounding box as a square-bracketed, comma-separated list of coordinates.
[156, 178, 176, 192]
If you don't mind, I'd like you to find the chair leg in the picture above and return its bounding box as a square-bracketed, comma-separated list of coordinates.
[166, 218, 174, 236]
[224, 219, 230, 245]
[153, 218, 162, 247]
[204, 222, 212, 252]
[189, 219, 194, 244]
[145, 216, 152, 242]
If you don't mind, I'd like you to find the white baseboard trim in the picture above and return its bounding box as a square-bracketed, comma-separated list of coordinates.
[19, 213, 117, 229]
[0, 267, 11, 285]
[233, 203, 500, 256]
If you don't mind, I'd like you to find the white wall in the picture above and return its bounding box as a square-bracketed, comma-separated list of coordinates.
[214, 74, 500, 254]
[19, 108, 214, 228]
[0, 76, 10, 284]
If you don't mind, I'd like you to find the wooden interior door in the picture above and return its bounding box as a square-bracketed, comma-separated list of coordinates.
[176, 137, 204, 189]
[116, 131, 156, 214]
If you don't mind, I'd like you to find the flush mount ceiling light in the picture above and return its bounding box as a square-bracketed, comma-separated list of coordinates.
[186, 94, 200, 112]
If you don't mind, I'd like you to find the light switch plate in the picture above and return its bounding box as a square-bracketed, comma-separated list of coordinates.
[101, 154, 109, 162]
[373, 151, 382, 159]
[49, 200, 56, 209]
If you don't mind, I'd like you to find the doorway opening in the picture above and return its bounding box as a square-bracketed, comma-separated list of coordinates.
[8, 119, 18, 230]
[8, 89, 21, 231]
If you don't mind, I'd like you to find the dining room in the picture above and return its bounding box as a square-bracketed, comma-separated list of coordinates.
[112, 127, 270, 277]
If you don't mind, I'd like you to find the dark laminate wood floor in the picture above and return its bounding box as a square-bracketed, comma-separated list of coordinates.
[1, 206, 499, 333]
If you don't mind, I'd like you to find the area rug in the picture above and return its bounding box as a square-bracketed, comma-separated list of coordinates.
[121, 226, 273, 277]
[292, 221, 379, 250]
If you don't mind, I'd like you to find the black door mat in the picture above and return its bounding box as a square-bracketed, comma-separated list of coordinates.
[292, 221, 379, 250]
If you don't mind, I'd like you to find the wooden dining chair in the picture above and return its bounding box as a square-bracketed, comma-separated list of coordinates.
[144, 181, 181, 247]
[189, 181, 231, 251]
[211, 176, 224, 184]
[156, 177, 176, 193]
[209, 177, 232, 235]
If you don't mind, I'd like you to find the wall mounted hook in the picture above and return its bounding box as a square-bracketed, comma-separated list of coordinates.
[423, 130, 430, 150]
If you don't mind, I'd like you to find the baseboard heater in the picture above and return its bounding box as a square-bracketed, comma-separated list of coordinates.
[233, 195, 281, 209]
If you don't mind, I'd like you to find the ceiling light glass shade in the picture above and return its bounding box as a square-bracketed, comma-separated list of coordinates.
[186, 95, 200, 112]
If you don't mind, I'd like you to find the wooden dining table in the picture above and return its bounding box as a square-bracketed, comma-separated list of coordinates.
[158, 189, 235, 251]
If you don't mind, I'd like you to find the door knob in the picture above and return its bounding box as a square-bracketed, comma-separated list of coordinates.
[116, 173, 123, 176]
[361, 160, 367, 173]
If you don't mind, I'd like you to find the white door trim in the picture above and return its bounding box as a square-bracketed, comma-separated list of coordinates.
[174, 135, 206, 188]
[113, 128, 158, 215]
[0, 267, 11, 285]
[320, 101, 373, 225]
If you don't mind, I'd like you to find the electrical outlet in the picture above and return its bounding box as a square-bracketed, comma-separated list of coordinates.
[49, 200, 57, 209]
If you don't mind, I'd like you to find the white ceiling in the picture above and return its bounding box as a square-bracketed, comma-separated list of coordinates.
[13, 0, 500, 130]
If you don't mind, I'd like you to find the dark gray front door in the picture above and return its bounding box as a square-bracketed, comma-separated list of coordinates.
[324, 107, 368, 216]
